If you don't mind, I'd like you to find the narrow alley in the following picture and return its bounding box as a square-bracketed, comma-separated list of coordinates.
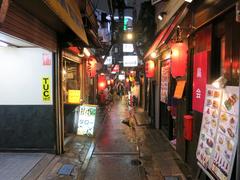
[83, 98, 191, 180]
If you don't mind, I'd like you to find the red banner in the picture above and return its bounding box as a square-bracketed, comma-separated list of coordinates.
[192, 51, 208, 112]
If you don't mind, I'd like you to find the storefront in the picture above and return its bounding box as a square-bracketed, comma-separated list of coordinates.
[0, 0, 90, 154]
[0, 2, 57, 152]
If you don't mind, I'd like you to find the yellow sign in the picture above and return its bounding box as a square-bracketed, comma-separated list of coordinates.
[42, 77, 51, 102]
[68, 90, 81, 104]
[174, 80, 186, 99]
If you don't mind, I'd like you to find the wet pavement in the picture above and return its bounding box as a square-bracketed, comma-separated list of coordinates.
[0, 97, 192, 180]
[84, 98, 192, 180]
[84, 100, 142, 180]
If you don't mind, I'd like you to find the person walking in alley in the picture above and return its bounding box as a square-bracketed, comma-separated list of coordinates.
[117, 81, 125, 100]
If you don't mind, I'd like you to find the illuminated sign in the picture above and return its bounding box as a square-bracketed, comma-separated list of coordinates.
[77, 105, 97, 136]
[68, 90, 81, 104]
[123, 55, 138, 67]
[123, 44, 134, 52]
[42, 77, 51, 102]
[118, 74, 125, 80]
[104, 56, 112, 65]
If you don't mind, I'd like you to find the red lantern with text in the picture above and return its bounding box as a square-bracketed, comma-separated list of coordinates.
[98, 74, 106, 92]
[145, 60, 155, 78]
[87, 56, 97, 78]
[171, 43, 187, 78]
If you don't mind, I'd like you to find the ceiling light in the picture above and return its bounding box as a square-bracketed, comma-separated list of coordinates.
[185, 0, 193, 2]
[158, 12, 167, 21]
[83, 48, 90, 57]
[158, 15, 163, 21]
[126, 33, 133, 40]
[0, 41, 8, 47]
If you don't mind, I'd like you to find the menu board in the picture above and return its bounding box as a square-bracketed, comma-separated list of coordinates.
[160, 60, 170, 103]
[210, 86, 239, 180]
[196, 85, 239, 180]
[77, 104, 97, 136]
[196, 85, 223, 167]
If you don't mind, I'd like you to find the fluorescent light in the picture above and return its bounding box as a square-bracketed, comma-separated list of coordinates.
[0, 41, 8, 47]
[158, 15, 163, 21]
[185, 0, 192, 2]
[83, 48, 90, 57]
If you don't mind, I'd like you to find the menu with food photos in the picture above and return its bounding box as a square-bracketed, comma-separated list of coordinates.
[210, 86, 239, 180]
[196, 85, 223, 168]
[196, 85, 239, 180]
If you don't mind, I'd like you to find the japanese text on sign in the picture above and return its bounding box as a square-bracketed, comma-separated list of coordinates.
[77, 105, 97, 136]
[42, 77, 51, 102]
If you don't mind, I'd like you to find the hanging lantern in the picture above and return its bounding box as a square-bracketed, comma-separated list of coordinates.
[98, 73, 107, 92]
[171, 43, 187, 78]
[145, 60, 155, 78]
[86, 56, 97, 78]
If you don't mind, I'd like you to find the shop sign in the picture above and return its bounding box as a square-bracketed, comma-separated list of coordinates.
[68, 90, 81, 104]
[171, 43, 187, 78]
[123, 44, 134, 52]
[104, 56, 112, 65]
[173, 80, 186, 99]
[111, 64, 119, 73]
[77, 104, 97, 136]
[145, 60, 155, 78]
[160, 60, 170, 103]
[0, 0, 9, 23]
[42, 77, 51, 102]
[42, 53, 52, 65]
[192, 51, 208, 113]
[86, 56, 97, 78]
[196, 85, 239, 180]
[123, 55, 138, 67]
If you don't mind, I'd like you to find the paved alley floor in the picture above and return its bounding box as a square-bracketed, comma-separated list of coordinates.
[84, 98, 192, 180]
[0, 98, 192, 180]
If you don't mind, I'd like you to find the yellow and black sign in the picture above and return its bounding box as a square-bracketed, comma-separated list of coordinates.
[42, 77, 51, 102]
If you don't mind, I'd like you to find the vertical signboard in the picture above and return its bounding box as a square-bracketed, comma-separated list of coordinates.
[42, 77, 51, 102]
[77, 105, 97, 136]
[160, 60, 170, 103]
[196, 85, 239, 180]
[192, 51, 208, 112]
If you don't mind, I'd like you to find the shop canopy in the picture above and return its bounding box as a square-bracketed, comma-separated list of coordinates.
[144, 5, 188, 59]
[44, 0, 89, 45]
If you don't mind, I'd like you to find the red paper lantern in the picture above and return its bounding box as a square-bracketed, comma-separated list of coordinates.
[145, 60, 155, 78]
[171, 43, 187, 78]
[98, 74, 107, 91]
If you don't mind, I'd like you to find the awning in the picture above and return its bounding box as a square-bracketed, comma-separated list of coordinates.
[44, 0, 89, 45]
[144, 5, 188, 59]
